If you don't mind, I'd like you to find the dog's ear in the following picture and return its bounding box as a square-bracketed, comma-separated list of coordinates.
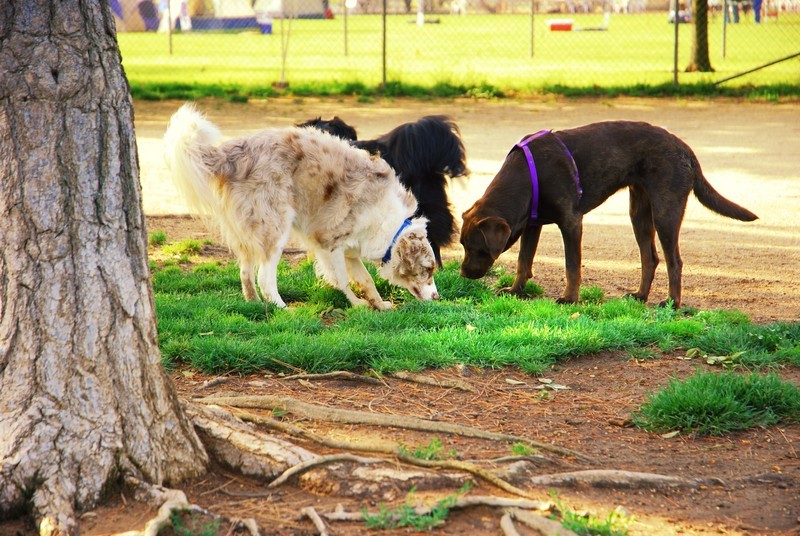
[477, 217, 511, 260]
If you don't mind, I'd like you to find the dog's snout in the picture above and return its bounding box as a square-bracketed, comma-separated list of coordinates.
[432, 291, 440, 300]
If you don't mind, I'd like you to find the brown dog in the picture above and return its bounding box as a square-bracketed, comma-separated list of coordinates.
[460, 121, 758, 308]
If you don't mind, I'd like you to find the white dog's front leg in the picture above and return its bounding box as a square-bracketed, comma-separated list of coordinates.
[256, 226, 291, 309]
[345, 254, 392, 310]
[257, 254, 287, 309]
[314, 248, 368, 308]
[239, 259, 260, 302]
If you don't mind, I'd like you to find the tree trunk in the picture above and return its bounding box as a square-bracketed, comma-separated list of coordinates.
[0, 2, 208, 534]
[685, 0, 715, 72]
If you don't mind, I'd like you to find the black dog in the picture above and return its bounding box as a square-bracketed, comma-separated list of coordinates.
[297, 115, 469, 267]
[460, 121, 758, 308]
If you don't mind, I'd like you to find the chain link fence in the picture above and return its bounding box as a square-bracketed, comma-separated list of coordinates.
[114, 0, 800, 91]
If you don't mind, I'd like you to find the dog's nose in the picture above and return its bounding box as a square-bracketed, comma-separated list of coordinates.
[432, 291, 440, 300]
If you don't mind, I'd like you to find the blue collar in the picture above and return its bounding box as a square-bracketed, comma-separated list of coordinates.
[382, 219, 412, 263]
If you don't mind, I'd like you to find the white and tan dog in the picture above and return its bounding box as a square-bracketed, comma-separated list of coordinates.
[163, 104, 439, 311]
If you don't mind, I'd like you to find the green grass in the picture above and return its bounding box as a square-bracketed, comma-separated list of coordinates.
[362, 484, 472, 531]
[118, 13, 800, 99]
[633, 370, 800, 435]
[152, 259, 800, 375]
[552, 492, 633, 536]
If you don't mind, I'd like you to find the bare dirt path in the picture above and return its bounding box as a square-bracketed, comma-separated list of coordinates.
[136, 96, 800, 323]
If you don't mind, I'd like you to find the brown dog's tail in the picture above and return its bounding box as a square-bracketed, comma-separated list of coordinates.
[692, 156, 758, 222]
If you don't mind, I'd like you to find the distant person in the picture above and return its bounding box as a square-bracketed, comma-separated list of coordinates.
[726, 0, 740, 22]
[752, 0, 762, 21]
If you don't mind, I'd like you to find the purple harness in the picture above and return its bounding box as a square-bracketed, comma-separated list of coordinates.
[514, 130, 582, 224]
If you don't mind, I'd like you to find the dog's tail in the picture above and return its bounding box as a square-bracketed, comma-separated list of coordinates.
[691, 155, 758, 222]
[363, 116, 470, 184]
[163, 103, 228, 218]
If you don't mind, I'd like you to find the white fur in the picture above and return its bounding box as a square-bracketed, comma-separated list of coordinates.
[163, 103, 439, 312]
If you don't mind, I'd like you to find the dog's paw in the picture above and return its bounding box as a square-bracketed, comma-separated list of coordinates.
[623, 292, 647, 302]
[497, 286, 524, 297]
[371, 300, 394, 311]
[657, 299, 678, 309]
[555, 296, 578, 305]
[349, 297, 369, 308]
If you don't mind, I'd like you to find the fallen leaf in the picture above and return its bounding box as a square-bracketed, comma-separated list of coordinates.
[538, 378, 553, 384]
[685, 347, 704, 358]
[661, 430, 680, 439]
[505, 378, 526, 385]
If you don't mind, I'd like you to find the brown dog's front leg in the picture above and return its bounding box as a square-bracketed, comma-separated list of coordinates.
[505, 224, 542, 296]
[558, 219, 583, 304]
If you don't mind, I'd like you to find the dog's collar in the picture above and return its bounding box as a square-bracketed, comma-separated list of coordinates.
[382, 218, 412, 263]
[514, 130, 582, 224]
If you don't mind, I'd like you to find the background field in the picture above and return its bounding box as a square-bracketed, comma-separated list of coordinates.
[118, 12, 800, 93]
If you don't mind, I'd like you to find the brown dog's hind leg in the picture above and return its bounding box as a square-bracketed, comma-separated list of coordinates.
[557, 218, 583, 304]
[654, 211, 684, 309]
[505, 224, 542, 296]
[627, 186, 659, 303]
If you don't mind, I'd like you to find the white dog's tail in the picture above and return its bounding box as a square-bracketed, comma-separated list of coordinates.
[163, 103, 226, 218]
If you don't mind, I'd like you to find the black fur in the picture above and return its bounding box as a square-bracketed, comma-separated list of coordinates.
[297, 115, 469, 267]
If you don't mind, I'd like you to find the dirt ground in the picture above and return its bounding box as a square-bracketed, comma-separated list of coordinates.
[6, 97, 799, 535]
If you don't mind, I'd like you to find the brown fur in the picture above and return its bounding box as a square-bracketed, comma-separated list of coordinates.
[460, 121, 758, 308]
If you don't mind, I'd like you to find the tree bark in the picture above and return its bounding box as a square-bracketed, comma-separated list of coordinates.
[0, 2, 208, 534]
[685, 0, 715, 72]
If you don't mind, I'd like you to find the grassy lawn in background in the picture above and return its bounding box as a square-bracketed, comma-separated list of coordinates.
[118, 13, 800, 95]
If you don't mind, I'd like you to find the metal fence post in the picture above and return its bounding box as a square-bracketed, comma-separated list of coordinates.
[673, 0, 680, 85]
[382, 0, 387, 88]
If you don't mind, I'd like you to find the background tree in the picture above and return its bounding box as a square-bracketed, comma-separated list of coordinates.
[685, 0, 715, 72]
[0, 2, 208, 533]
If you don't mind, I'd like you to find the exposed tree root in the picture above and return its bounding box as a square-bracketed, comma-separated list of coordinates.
[122, 477, 259, 536]
[269, 454, 384, 488]
[185, 402, 316, 479]
[397, 455, 539, 500]
[322, 494, 549, 522]
[527, 469, 723, 489]
[389, 370, 476, 391]
[300, 506, 329, 536]
[282, 371, 385, 386]
[236, 409, 541, 499]
[197, 394, 593, 462]
[508, 507, 580, 536]
[500, 511, 521, 536]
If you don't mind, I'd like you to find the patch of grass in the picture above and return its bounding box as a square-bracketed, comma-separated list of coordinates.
[362, 484, 472, 531]
[510, 442, 534, 456]
[152, 260, 800, 375]
[552, 492, 633, 536]
[398, 438, 456, 461]
[168, 509, 221, 536]
[148, 230, 167, 246]
[633, 370, 800, 436]
[161, 239, 209, 257]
